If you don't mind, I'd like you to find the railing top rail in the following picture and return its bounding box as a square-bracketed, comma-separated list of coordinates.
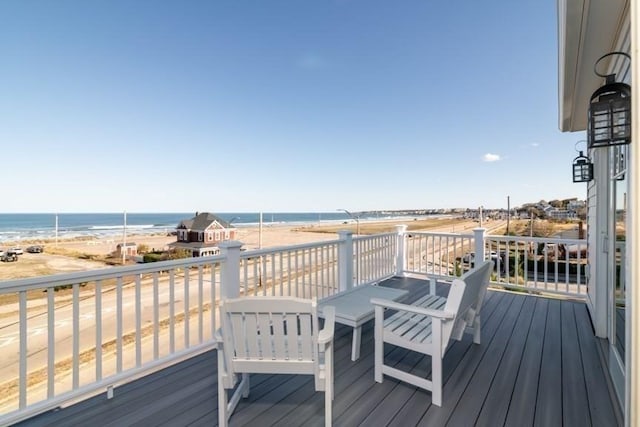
[406, 231, 475, 238]
[485, 235, 586, 245]
[240, 239, 341, 259]
[353, 232, 396, 241]
[0, 255, 226, 294]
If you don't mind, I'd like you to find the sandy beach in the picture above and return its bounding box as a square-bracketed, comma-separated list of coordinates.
[0, 217, 489, 281]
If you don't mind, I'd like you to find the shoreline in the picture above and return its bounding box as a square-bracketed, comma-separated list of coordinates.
[0, 217, 486, 282]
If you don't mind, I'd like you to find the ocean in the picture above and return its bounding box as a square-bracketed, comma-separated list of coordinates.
[0, 212, 394, 243]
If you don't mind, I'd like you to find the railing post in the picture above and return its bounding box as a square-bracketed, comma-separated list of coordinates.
[219, 240, 243, 299]
[395, 225, 408, 276]
[338, 231, 354, 292]
[473, 228, 486, 263]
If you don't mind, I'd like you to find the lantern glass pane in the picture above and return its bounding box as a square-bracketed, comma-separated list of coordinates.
[589, 95, 631, 147]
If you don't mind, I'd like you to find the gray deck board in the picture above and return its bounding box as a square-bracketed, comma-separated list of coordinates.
[534, 299, 563, 427]
[446, 292, 527, 426]
[503, 297, 548, 427]
[17, 277, 620, 427]
[474, 293, 537, 427]
[575, 304, 620, 427]
[561, 301, 591, 426]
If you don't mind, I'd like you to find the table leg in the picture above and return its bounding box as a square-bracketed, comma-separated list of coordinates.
[351, 326, 362, 361]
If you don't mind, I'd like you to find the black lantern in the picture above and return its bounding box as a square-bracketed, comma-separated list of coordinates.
[572, 151, 593, 182]
[588, 52, 631, 148]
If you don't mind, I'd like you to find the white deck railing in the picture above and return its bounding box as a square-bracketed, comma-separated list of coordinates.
[238, 239, 341, 299]
[0, 256, 224, 425]
[484, 234, 588, 298]
[0, 226, 587, 425]
[403, 230, 475, 278]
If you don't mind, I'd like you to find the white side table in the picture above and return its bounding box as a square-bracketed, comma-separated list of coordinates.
[319, 284, 408, 361]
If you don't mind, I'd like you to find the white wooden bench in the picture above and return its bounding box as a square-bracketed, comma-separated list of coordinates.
[371, 260, 493, 406]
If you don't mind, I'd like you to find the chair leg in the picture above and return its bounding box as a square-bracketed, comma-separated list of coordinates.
[218, 377, 228, 427]
[241, 373, 250, 398]
[374, 306, 383, 383]
[325, 384, 332, 426]
[431, 354, 442, 407]
[473, 316, 481, 344]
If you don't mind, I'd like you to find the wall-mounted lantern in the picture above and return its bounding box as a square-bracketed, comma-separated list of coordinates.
[588, 52, 631, 148]
[572, 151, 593, 182]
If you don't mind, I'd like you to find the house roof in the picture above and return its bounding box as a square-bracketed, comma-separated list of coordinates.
[177, 212, 232, 231]
[177, 219, 194, 229]
[557, 0, 628, 131]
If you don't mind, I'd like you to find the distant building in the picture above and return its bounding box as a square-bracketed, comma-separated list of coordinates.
[169, 212, 238, 257]
[548, 209, 577, 220]
[116, 242, 137, 259]
[568, 200, 586, 210]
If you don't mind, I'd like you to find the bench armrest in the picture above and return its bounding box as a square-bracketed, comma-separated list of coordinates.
[318, 305, 335, 344]
[371, 297, 455, 320]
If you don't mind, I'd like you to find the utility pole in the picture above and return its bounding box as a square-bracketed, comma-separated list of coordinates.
[259, 212, 263, 249]
[529, 208, 534, 238]
[506, 196, 510, 235]
[122, 211, 127, 265]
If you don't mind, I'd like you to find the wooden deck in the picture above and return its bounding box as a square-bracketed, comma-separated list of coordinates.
[17, 277, 621, 426]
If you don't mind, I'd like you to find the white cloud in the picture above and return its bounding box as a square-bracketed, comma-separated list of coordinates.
[531, 143, 539, 147]
[482, 153, 501, 162]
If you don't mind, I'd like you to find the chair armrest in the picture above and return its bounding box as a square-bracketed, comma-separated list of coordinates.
[214, 328, 224, 349]
[318, 306, 335, 344]
[370, 297, 455, 320]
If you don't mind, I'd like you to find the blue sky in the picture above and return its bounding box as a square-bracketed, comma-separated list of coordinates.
[1, 1, 585, 213]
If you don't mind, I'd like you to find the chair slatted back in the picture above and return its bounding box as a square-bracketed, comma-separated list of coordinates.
[220, 297, 319, 375]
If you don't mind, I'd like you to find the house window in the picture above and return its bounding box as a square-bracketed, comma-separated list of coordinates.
[208, 232, 213, 241]
[198, 232, 203, 242]
[224, 231, 230, 239]
[215, 231, 220, 241]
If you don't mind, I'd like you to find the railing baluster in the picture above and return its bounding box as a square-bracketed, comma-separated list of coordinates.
[210, 262, 217, 338]
[169, 270, 175, 354]
[135, 275, 142, 367]
[116, 277, 123, 373]
[19, 291, 27, 409]
[184, 267, 190, 349]
[48, 286, 55, 398]
[95, 280, 102, 381]
[198, 265, 204, 343]
[72, 283, 80, 389]
[153, 273, 159, 359]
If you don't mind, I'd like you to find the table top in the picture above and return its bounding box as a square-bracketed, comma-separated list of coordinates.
[318, 284, 408, 326]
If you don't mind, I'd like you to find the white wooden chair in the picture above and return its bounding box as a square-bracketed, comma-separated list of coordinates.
[216, 297, 335, 427]
[371, 260, 493, 406]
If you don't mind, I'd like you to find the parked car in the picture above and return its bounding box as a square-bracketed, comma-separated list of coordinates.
[0, 249, 4, 257]
[10, 247, 23, 255]
[461, 251, 499, 264]
[26, 245, 44, 253]
[2, 252, 18, 262]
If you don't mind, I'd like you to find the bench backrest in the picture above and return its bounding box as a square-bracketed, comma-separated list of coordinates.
[219, 297, 320, 376]
[443, 260, 493, 344]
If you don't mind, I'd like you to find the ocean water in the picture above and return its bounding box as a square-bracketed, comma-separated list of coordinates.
[0, 212, 366, 243]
